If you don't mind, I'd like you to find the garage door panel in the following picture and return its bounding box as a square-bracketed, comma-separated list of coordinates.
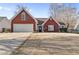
[13, 24, 33, 32]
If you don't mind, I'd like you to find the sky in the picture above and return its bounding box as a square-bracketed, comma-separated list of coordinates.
[0, 3, 50, 19]
[0, 3, 79, 19]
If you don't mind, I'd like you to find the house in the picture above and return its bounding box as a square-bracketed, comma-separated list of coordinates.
[11, 8, 37, 32]
[11, 8, 66, 32]
[0, 17, 11, 32]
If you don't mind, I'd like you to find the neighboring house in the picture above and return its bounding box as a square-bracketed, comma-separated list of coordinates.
[0, 17, 11, 32]
[11, 8, 37, 32]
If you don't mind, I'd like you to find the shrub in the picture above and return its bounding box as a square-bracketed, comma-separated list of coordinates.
[2, 28, 11, 33]
[60, 28, 67, 32]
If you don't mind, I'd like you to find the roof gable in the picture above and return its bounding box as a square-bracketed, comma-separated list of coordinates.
[11, 8, 37, 23]
[42, 17, 60, 26]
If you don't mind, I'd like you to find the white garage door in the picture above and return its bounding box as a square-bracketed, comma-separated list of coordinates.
[13, 24, 33, 32]
[48, 25, 54, 31]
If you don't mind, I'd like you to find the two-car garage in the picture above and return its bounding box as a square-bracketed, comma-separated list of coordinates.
[13, 24, 33, 32]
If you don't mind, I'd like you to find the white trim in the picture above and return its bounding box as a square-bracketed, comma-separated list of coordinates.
[42, 17, 60, 26]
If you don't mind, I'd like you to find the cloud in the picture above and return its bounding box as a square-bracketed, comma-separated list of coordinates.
[29, 9, 32, 12]
[0, 6, 3, 10]
[5, 8, 11, 11]
[26, 8, 32, 12]
[0, 6, 11, 11]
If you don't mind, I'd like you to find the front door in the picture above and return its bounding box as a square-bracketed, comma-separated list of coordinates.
[38, 25, 42, 32]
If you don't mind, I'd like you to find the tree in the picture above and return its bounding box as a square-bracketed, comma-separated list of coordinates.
[49, 3, 77, 31]
[15, 5, 30, 14]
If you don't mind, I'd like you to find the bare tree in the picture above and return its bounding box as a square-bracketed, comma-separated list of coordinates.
[49, 3, 77, 31]
[15, 5, 30, 14]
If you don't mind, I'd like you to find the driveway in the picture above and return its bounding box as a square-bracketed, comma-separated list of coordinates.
[0, 33, 31, 55]
[13, 33, 79, 55]
[1, 33, 79, 55]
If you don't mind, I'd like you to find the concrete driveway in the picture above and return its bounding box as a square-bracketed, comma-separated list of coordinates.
[13, 33, 79, 55]
[1, 33, 79, 55]
[0, 33, 32, 55]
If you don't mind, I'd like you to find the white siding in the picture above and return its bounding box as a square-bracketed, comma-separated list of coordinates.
[0, 19, 11, 29]
[0, 19, 11, 32]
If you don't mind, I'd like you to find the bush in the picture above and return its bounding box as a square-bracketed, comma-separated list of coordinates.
[2, 28, 11, 33]
[60, 28, 67, 32]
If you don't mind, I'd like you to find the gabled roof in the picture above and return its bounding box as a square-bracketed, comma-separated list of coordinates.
[11, 8, 38, 23]
[42, 17, 60, 26]
[36, 18, 65, 26]
[36, 18, 47, 25]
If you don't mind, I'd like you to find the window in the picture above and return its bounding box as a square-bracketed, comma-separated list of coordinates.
[21, 12, 26, 20]
[48, 25, 54, 31]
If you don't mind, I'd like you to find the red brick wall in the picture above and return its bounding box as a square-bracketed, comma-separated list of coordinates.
[43, 19, 59, 32]
[11, 10, 36, 32]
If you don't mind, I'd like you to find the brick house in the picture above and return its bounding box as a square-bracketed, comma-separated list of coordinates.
[11, 8, 64, 32]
